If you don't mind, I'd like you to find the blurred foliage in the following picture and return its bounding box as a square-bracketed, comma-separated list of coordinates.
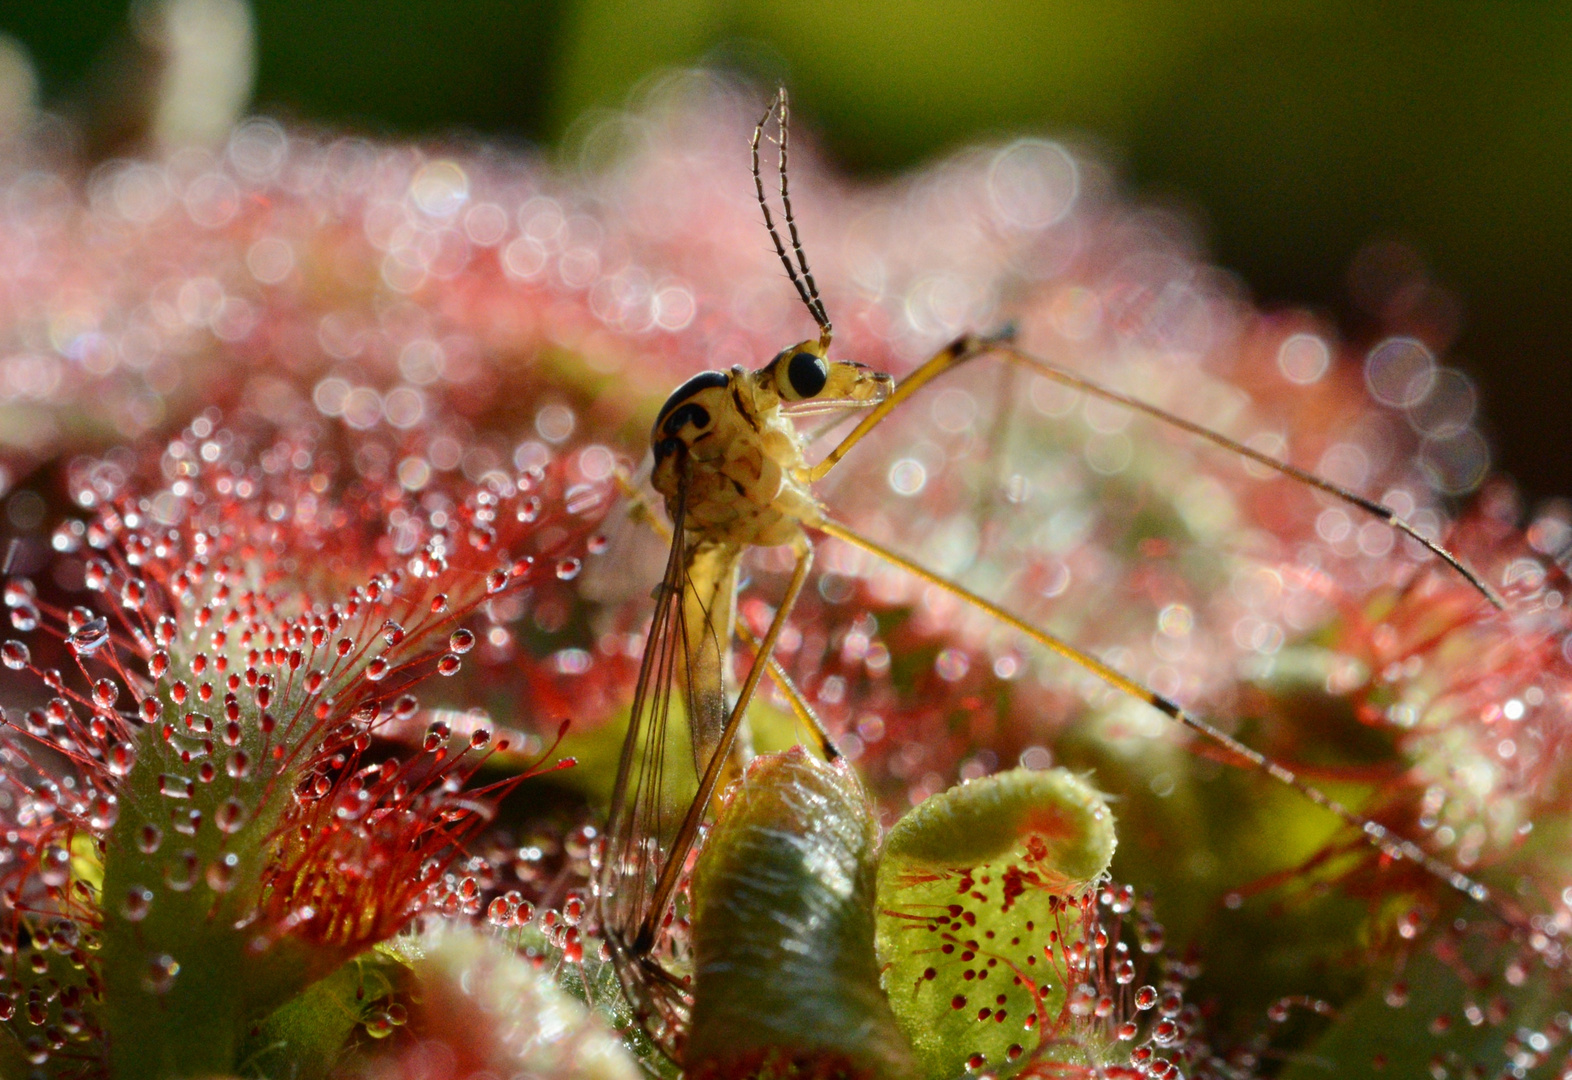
[5, 0, 1571, 501]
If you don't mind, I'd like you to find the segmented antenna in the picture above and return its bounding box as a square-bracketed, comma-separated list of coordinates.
[752, 88, 832, 347]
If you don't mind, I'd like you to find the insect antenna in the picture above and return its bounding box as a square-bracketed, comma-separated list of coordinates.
[753, 88, 832, 347]
[772, 90, 832, 339]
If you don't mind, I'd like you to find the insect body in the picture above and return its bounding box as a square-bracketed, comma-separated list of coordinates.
[648, 345, 890, 773]
[599, 336, 918, 1037]
[596, 89, 1507, 1059]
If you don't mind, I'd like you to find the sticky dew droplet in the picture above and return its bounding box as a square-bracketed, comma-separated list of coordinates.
[157, 774, 193, 799]
[143, 954, 180, 994]
[423, 720, 450, 751]
[109, 744, 137, 777]
[121, 887, 153, 922]
[68, 618, 110, 656]
[206, 853, 240, 893]
[487, 897, 513, 926]
[165, 852, 197, 892]
[215, 799, 247, 834]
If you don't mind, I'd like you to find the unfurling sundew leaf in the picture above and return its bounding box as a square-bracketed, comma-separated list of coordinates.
[686, 748, 915, 1080]
[875, 768, 1117, 1079]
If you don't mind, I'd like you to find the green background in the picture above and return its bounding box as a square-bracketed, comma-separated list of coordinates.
[7, 0, 1570, 504]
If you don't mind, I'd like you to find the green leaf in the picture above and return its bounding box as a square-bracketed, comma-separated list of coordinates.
[1281, 931, 1568, 1079]
[97, 651, 303, 1080]
[686, 747, 916, 1079]
[240, 950, 408, 1080]
[545, 694, 797, 808]
[555, 931, 680, 1080]
[0, 929, 100, 1078]
[875, 767, 1117, 1079]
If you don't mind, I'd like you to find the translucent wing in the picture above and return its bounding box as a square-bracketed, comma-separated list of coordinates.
[597, 460, 698, 1050]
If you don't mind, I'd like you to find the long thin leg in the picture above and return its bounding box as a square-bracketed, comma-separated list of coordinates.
[809, 331, 1503, 609]
[635, 534, 816, 953]
[990, 341, 1504, 608]
[736, 620, 839, 760]
[614, 465, 836, 758]
[812, 513, 1523, 928]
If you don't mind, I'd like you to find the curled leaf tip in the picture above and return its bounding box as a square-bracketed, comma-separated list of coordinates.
[881, 766, 1116, 888]
[687, 748, 915, 1080]
[875, 767, 1117, 1079]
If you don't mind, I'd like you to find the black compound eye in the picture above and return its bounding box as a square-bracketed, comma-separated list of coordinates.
[787, 351, 829, 399]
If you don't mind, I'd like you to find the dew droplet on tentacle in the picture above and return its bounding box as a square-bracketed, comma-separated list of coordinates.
[68, 618, 110, 656]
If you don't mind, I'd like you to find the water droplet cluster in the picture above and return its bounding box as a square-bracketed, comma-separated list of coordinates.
[0, 415, 609, 1071]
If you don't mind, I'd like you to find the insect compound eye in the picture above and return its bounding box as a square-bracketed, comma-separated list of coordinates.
[786, 351, 829, 399]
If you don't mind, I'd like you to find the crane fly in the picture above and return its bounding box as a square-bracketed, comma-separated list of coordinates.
[595, 88, 1506, 1056]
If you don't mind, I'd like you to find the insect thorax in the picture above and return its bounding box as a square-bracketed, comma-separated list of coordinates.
[651, 367, 818, 548]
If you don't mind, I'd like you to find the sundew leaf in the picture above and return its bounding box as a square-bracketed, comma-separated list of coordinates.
[98, 676, 300, 1080]
[0, 420, 608, 1079]
[239, 951, 407, 1080]
[1280, 930, 1569, 1080]
[875, 767, 1117, 1079]
[519, 916, 678, 1080]
[0, 942, 98, 1078]
[685, 747, 916, 1079]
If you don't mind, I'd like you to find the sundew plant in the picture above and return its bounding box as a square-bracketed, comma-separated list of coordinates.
[0, 73, 1569, 1079]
